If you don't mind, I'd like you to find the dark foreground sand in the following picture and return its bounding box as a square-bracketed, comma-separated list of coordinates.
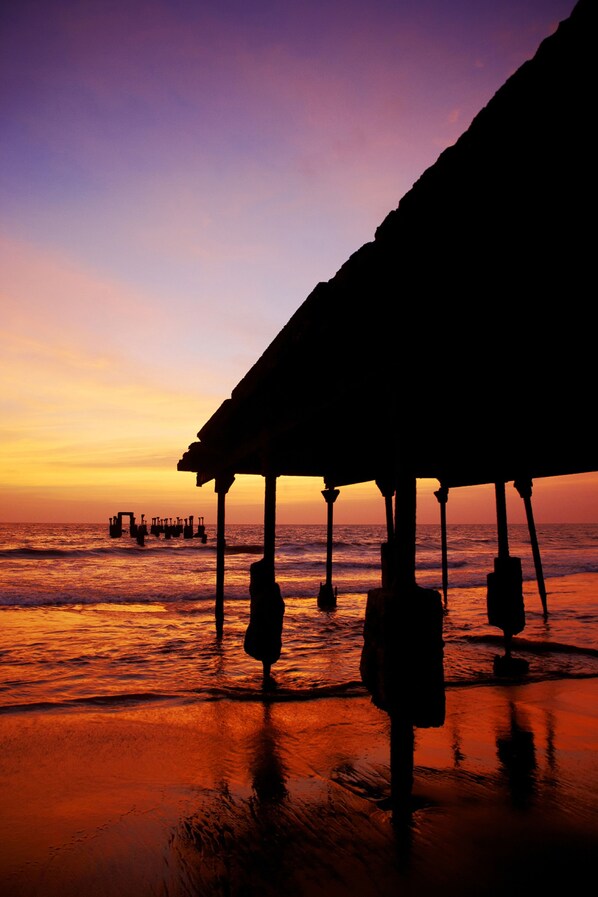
[1, 677, 597, 897]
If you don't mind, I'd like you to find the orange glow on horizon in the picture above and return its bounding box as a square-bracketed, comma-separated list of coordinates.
[1, 469, 597, 525]
[1, 2, 591, 528]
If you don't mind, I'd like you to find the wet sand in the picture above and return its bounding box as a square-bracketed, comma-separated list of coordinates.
[1, 677, 597, 897]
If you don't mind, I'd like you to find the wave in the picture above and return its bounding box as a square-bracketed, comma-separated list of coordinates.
[0, 543, 215, 560]
[0, 681, 369, 714]
[2, 669, 597, 716]
[461, 633, 598, 657]
[0, 593, 226, 608]
[225, 544, 264, 554]
[0, 691, 185, 714]
[0, 567, 593, 608]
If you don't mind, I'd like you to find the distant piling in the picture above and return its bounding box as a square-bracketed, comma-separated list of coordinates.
[108, 512, 209, 546]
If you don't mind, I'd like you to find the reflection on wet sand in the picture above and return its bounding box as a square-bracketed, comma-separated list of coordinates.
[496, 701, 537, 808]
[2, 683, 596, 897]
[168, 683, 597, 896]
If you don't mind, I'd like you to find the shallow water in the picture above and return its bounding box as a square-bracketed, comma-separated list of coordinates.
[1, 522, 597, 710]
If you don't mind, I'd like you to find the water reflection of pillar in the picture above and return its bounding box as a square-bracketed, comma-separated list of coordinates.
[317, 486, 339, 609]
[496, 701, 537, 808]
[544, 709, 557, 779]
[215, 472, 235, 637]
[250, 701, 288, 806]
[244, 701, 290, 890]
[211, 631, 225, 678]
[451, 720, 464, 767]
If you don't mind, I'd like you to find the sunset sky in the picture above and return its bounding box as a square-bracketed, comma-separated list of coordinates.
[1, 0, 594, 526]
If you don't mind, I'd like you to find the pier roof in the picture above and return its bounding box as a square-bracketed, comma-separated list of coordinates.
[178, 0, 596, 492]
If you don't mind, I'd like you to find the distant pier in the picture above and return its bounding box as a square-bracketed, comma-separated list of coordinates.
[109, 512, 208, 545]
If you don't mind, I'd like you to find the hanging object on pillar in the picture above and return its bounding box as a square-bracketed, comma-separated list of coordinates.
[360, 583, 445, 728]
[487, 482, 528, 676]
[244, 557, 285, 689]
[487, 555, 525, 634]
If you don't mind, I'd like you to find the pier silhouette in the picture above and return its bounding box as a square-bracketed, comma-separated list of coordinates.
[177, 0, 597, 813]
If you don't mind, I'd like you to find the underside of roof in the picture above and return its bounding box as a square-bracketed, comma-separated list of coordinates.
[178, 0, 596, 491]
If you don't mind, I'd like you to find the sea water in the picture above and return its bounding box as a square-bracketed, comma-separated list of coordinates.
[1, 522, 597, 710]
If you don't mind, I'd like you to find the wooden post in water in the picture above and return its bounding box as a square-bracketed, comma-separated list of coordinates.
[514, 477, 548, 619]
[434, 484, 449, 608]
[488, 481, 528, 675]
[376, 479, 395, 589]
[361, 471, 445, 817]
[215, 472, 235, 637]
[495, 480, 509, 561]
[263, 472, 278, 582]
[318, 486, 339, 608]
[390, 471, 417, 810]
[393, 471, 417, 593]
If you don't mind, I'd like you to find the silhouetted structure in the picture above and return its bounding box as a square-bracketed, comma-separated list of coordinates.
[244, 557, 285, 689]
[178, 1, 597, 811]
[109, 512, 209, 545]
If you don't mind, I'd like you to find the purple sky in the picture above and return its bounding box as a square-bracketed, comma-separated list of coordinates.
[2, 0, 592, 523]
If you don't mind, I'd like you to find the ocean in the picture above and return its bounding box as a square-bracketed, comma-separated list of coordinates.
[1, 521, 597, 712]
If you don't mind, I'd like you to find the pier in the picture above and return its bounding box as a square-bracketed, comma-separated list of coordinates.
[109, 512, 208, 546]
[176, 1, 596, 815]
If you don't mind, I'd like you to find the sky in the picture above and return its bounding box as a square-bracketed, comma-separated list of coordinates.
[1, 0, 595, 526]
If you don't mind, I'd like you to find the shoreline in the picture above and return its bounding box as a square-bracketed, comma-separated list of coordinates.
[1, 677, 597, 896]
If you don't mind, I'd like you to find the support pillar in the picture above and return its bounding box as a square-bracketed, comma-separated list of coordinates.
[376, 479, 395, 589]
[318, 486, 339, 608]
[244, 473, 285, 688]
[496, 480, 510, 561]
[514, 478, 548, 619]
[434, 483, 449, 608]
[360, 471, 445, 818]
[487, 481, 528, 675]
[215, 472, 235, 637]
[263, 472, 277, 582]
[393, 471, 417, 592]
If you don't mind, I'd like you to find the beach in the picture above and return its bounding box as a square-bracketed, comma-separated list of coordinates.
[1, 677, 597, 897]
[1, 523, 597, 895]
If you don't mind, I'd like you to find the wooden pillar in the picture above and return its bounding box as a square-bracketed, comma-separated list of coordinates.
[362, 472, 445, 817]
[263, 472, 277, 581]
[393, 471, 417, 592]
[215, 472, 235, 637]
[391, 471, 416, 814]
[376, 479, 396, 589]
[495, 480, 510, 559]
[514, 478, 548, 619]
[488, 481, 527, 673]
[375, 480, 395, 544]
[434, 484, 449, 608]
[318, 486, 339, 608]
